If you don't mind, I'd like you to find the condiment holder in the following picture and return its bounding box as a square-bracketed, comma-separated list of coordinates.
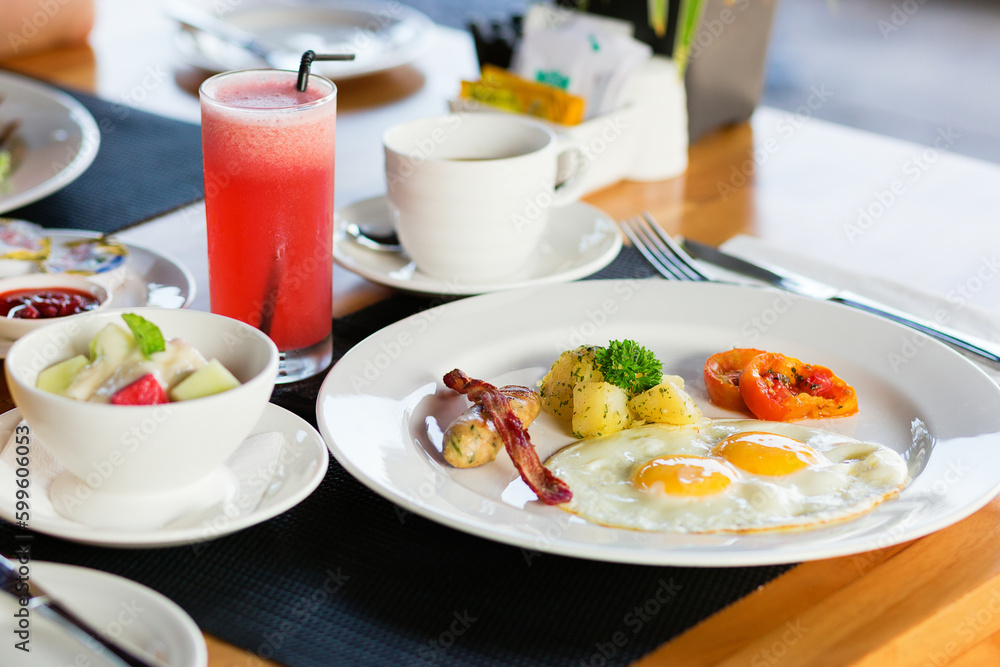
[450, 54, 688, 196]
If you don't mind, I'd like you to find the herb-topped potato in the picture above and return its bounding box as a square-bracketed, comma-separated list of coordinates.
[540, 339, 703, 438]
[572, 381, 630, 438]
[628, 376, 702, 426]
[538, 345, 603, 420]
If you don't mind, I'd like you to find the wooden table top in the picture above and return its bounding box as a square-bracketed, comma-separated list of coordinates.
[4, 1, 1000, 666]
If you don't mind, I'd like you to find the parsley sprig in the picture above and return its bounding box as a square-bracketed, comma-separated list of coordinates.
[595, 339, 662, 395]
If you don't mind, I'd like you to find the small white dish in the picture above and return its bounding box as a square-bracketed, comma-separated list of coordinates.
[0, 230, 195, 358]
[317, 280, 1000, 566]
[0, 403, 329, 547]
[0, 561, 207, 666]
[0, 71, 100, 214]
[0, 273, 109, 340]
[174, 1, 434, 80]
[333, 195, 623, 295]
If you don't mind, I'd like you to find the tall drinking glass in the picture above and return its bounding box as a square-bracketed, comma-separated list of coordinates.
[200, 69, 336, 383]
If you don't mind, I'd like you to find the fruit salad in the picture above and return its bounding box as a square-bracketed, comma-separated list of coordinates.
[36, 313, 241, 405]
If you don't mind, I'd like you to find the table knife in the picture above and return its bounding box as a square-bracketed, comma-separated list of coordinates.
[680, 238, 1000, 366]
[0, 555, 162, 667]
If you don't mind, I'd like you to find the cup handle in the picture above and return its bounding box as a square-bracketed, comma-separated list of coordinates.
[552, 138, 589, 206]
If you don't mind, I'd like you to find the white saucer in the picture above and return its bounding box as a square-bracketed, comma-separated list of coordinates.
[0, 230, 194, 357]
[0, 561, 206, 666]
[0, 403, 329, 548]
[333, 195, 623, 296]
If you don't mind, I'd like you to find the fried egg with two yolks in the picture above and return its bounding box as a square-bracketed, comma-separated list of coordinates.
[544, 420, 909, 533]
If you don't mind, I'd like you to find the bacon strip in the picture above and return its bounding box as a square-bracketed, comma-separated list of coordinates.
[444, 369, 572, 505]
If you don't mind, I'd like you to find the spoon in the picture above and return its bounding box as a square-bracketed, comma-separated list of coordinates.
[344, 223, 403, 253]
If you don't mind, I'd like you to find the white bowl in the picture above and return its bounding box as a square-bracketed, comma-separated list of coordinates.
[4, 308, 279, 528]
[0, 274, 110, 340]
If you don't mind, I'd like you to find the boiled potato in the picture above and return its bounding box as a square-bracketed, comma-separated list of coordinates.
[538, 350, 575, 420]
[572, 381, 630, 438]
[568, 346, 604, 384]
[539, 345, 604, 420]
[628, 376, 703, 425]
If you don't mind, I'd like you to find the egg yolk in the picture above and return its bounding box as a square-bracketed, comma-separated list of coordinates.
[711, 431, 822, 476]
[632, 456, 738, 497]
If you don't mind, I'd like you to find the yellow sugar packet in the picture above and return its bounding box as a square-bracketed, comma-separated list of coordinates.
[460, 65, 586, 126]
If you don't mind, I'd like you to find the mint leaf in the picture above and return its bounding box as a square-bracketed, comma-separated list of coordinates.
[122, 313, 165, 359]
[595, 339, 663, 395]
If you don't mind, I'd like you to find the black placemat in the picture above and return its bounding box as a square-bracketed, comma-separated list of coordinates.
[0, 249, 794, 666]
[3, 76, 204, 233]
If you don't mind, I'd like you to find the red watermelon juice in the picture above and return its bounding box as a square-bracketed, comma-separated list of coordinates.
[200, 69, 336, 382]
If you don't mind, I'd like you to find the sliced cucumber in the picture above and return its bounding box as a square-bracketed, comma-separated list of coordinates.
[89, 323, 137, 363]
[36, 355, 90, 395]
[169, 359, 240, 401]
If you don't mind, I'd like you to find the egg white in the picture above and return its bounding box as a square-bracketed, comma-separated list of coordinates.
[544, 419, 909, 533]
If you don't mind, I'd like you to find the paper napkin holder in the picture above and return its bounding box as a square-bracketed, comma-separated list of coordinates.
[450, 55, 687, 197]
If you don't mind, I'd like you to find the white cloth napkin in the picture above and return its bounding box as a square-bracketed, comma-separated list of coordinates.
[0, 424, 286, 526]
[709, 235, 1000, 384]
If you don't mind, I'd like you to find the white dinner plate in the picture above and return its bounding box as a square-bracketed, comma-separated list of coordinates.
[0, 229, 195, 357]
[174, 1, 434, 80]
[333, 195, 623, 296]
[317, 280, 1000, 566]
[0, 403, 329, 548]
[0, 71, 100, 213]
[0, 561, 206, 666]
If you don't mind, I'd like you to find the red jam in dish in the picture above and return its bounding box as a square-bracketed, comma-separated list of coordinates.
[0, 288, 101, 319]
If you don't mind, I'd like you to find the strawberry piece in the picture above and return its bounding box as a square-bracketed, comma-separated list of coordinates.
[110, 374, 169, 405]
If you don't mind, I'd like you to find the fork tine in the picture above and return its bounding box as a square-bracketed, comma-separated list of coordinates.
[633, 218, 694, 281]
[630, 215, 703, 282]
[618, 218, 663, 276]
[640, 212, 711, 281]
[619, 217, 690, 281]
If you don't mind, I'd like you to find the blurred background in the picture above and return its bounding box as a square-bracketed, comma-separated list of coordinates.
[408, 0, 1000, 165]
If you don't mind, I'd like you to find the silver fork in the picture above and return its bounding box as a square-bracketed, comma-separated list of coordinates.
[618, 213, 710, 282]
[621, 214, 1000, 366]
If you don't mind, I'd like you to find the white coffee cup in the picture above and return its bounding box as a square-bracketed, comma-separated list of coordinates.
[383, 113, 586, 282]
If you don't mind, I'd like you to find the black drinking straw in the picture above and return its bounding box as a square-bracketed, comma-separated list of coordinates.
[296, 50, 356, 91]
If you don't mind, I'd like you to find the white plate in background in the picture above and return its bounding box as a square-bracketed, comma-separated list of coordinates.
[174, 1, 434, 80]
[0, 71, 100, 213]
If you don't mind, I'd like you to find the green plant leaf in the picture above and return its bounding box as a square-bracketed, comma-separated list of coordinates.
[674, 0, 708, 75]
[648, 0, 669, 37]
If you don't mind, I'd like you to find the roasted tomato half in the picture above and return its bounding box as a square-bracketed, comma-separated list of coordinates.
[739, 352, 858, 421]
[703, 348, 765, 412]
